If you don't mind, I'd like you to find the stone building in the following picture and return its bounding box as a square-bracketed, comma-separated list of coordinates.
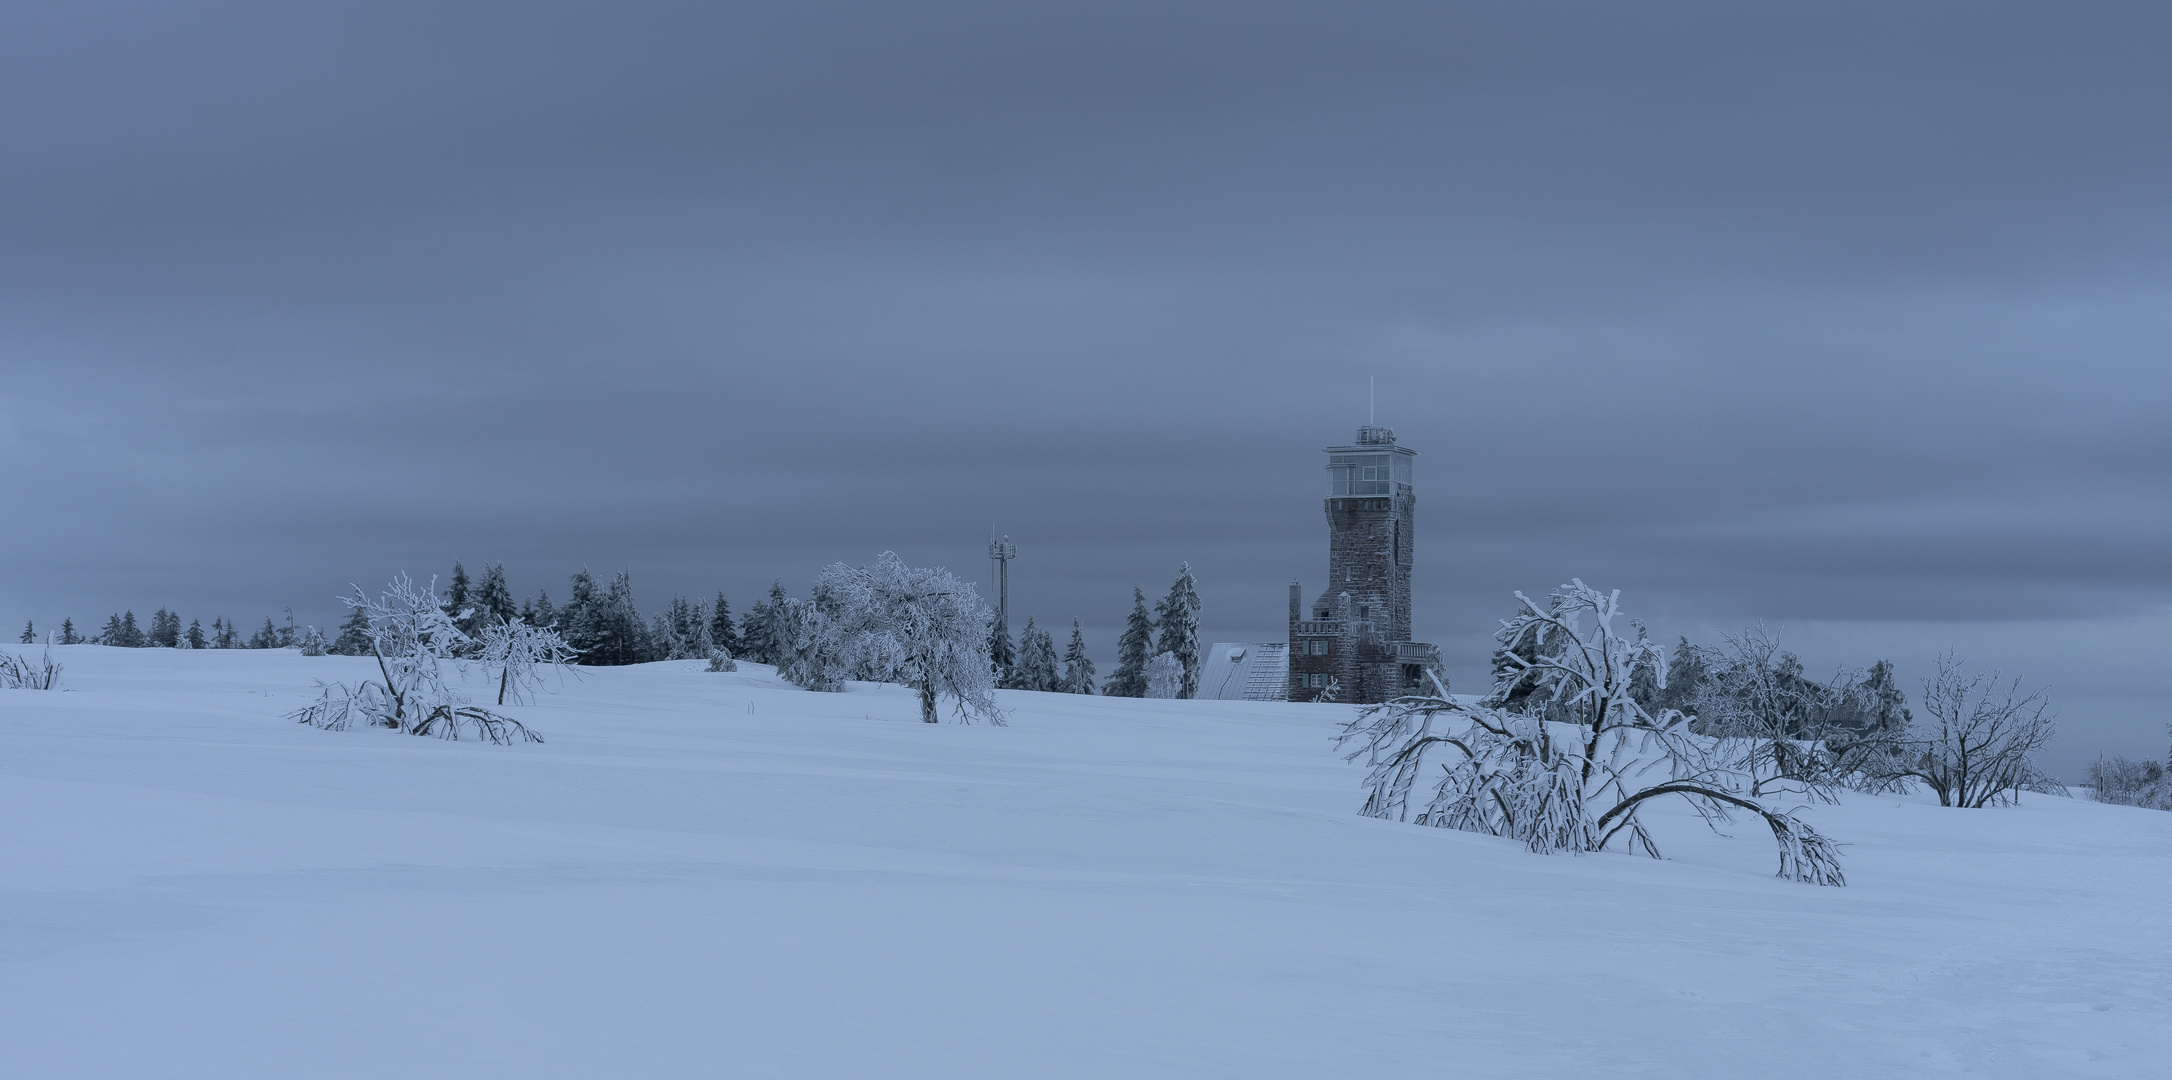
[1288, 425, 1440, 703]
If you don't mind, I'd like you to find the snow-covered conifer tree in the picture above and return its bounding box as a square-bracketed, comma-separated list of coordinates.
[297, 626, 328, 656]
[149, 609, 180, 648]
[1060, 620, 1096, 695]
[1144, 652, 1183, 699]
[741, 581, 789, 665]
[1336, 581, 1845, 886]
[474, 564, 518, 627]
[813, 552, 1002, 724]
[559, 570, 605, 659]
[710, 592, 742, 657]
[525, 589, 556, 628]
[1106, 588, 1154, 698]
[288, 574, 540, 744]
[330, 605, 371, 655]
[18, 621, 31, 644]
[1010, 618, 1061, 692]
[248, 617, 281, 649]
[444, 562, 474, 633]
[184, 618, 207, 649]
[1153, 564, 1202, 699]
[60, 618, 81, 645]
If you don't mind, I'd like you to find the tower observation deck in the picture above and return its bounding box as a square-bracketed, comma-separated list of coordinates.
[1287, 425, 1440, 703]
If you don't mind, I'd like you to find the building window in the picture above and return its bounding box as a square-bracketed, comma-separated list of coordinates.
[1356, 605, 1370, 619]
[1306, 639, 1329, 656]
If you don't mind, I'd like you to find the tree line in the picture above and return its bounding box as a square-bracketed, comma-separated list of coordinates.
[19, 610, 314, 652]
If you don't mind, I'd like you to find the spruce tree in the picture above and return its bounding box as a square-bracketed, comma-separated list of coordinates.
[60, 618, 80, 645]
[445, 561, 472, 611]
[1106, 587, 1155, 698]
[186, 618, 209, 650]
[475, 563, 518, 626]
[1010, 618, 1060, 692]
[331, 604, 372, 655]
[741, 581, 788, 665]
[248, 617, 281, 649]
[527, 589, 557, 628]
[1060, 619, 1096, 695]
[215, 616, 240, 649]
[709, 592, 742, 657]
[600, 570, 650, 665]
[118, 611, 145, 648]
[99, 613, 125, 646]
[987, 618, 1016, 689]
[19, 620, 32, 644]
[559, 570, 604, 658]
[1153, 563, 1202, 699]
[149, 608, 180, 648]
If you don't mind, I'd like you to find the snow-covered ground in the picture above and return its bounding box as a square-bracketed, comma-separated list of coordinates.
[3, 645, 2167, 1078]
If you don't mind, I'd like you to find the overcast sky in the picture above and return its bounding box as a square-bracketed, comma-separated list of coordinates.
[4, 2, 2168, 774]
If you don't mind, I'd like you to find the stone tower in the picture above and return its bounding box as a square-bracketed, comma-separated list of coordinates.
[1288, 425, 1439, 703]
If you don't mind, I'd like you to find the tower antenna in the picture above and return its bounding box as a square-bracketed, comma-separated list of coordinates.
[1369, 376, 1375, 425]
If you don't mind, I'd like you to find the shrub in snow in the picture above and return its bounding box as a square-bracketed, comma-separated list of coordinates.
[1143, 652, 1183, 699]
[1681, 628, 1915, 799]
[2085, 755, 2172, 810]
[0, 644, 61, 689]
[1859, 655, 2064, 807]
[287, 574, 541, 744]
[475, 615, 580, 706]
[705, 647, 737, 672]
[1336, 581, 1845, 886]
[811, 552, 1004, 724]
[297, 626, 329, 656]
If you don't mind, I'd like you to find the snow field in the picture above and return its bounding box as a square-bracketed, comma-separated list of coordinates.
[2, 645, 2168, 1078]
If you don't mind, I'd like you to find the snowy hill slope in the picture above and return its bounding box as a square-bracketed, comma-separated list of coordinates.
[3, 645, 2168, 1078]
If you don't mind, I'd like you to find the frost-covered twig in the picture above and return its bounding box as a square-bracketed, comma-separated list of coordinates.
[0, 644, 61, 689]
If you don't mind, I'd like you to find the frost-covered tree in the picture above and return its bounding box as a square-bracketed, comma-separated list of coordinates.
[739, 581, 789, 666]
[812, 552, 1002, 724]
[297, 625, 329, 656]
[184, 618, 206, 649]
[101, 611, 146, 648]
[330, 604, 372, 655]
[288, 574, 540, 744]
[1336, 581, 1845, 886]
[474, 563, 518, 627]
[148, 609, 181, 648]
[1060, 620, 1096, 695]
[1153, 563, 1202, 699]
[248, 617, 281, 649]
[444, 562, 474, 633]
[18, 620, 31, 644]
[475, 615, 580, 705]
[524, 589, 556, 629]
[1106, 587, 1155, 698]
[59, 618, 81, 645]
[1865, 655, 2064, 807]
[709, 592, 742, 657]
[1010, 618, 1061, 692]
[2086, 755, 2172, 810]
[1143, 651, 1183, 699]
[773, 591, 847, 691]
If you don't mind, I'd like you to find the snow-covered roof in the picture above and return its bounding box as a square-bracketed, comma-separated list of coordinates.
[1196, 642, 1289, 701]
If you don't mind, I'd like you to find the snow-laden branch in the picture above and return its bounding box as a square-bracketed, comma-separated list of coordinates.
[1336, 580, 1844, 886]
[288, 574, 542, 745]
